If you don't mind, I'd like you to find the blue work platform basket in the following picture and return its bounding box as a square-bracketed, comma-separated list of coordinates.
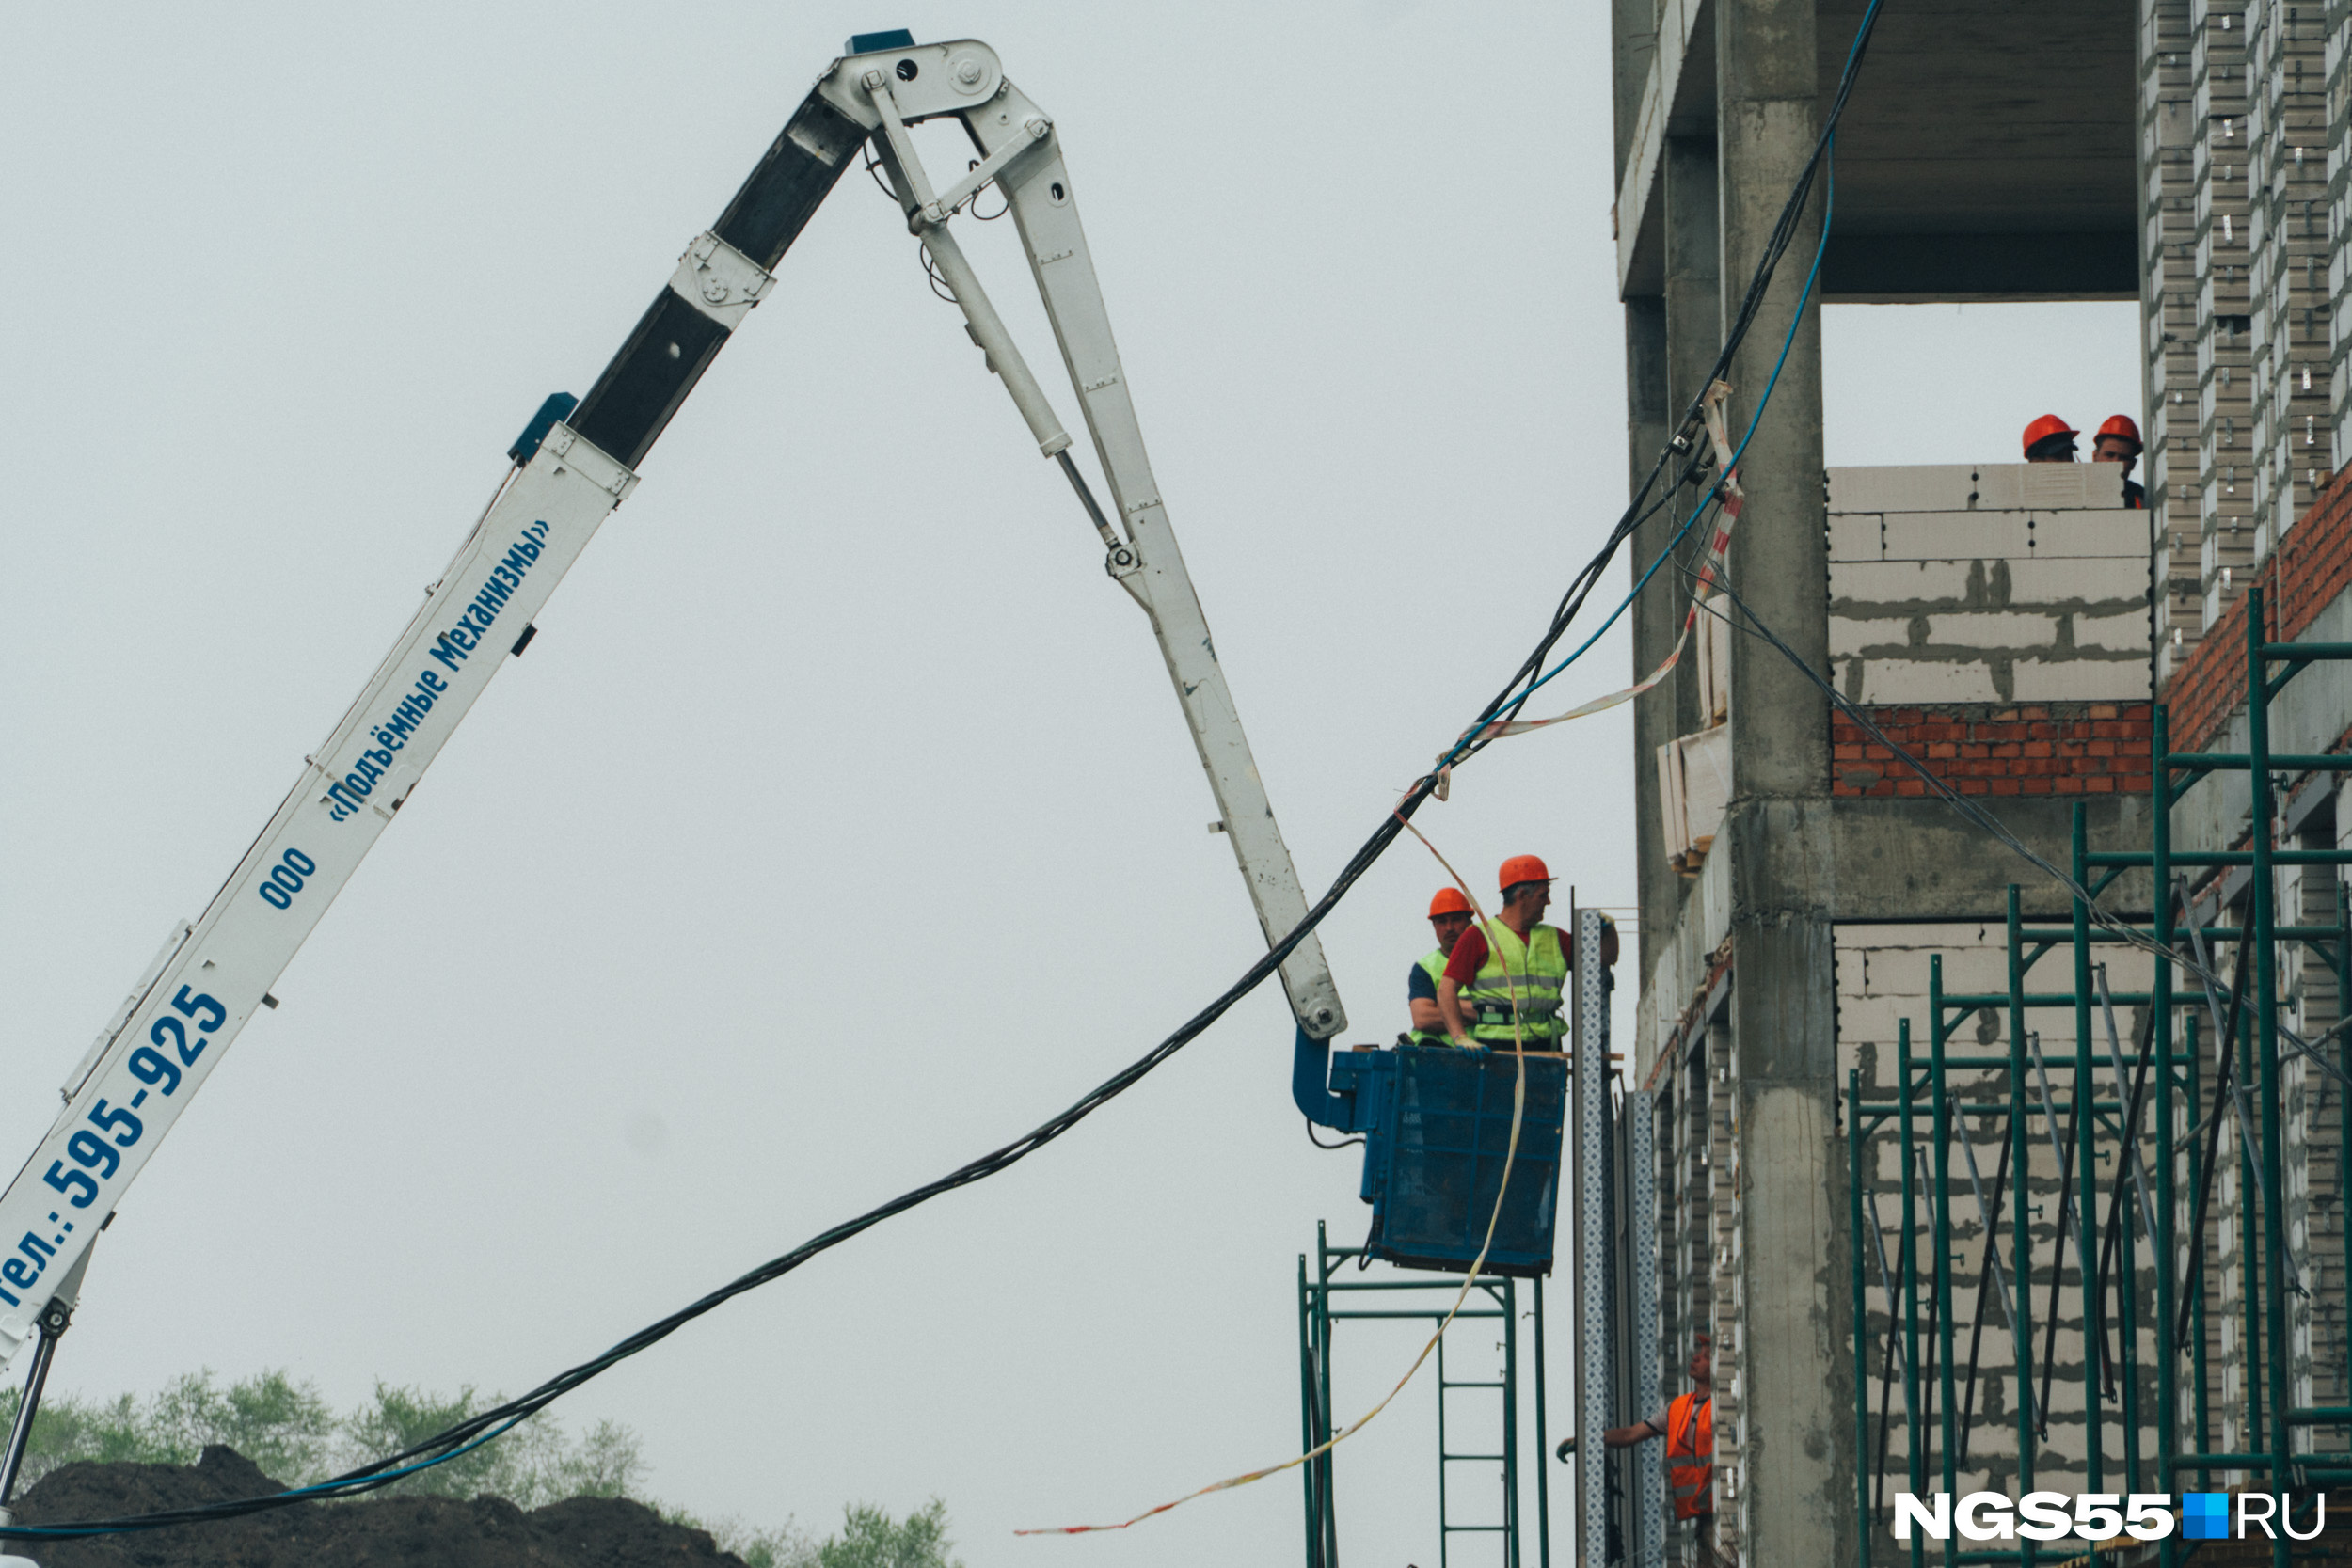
[1306, 1037, 1568, 1277]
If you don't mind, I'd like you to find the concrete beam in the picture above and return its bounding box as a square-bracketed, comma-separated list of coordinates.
[1617, 0, 1717, 297]
[1625, 0, 2138, 302]
[1823, 795, 2155, 920]
[1821, 231, 2138, 302]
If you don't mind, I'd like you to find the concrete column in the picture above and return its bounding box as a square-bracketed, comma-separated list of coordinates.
[1613, 0, 1659, 179]
[1662, 132, 1722, 751]
[1617, 0, 1670, 990]
[1631, 134, 1725, 992]
[1714, 0, 1851, 1564]
[1628, 299, 1676, 986]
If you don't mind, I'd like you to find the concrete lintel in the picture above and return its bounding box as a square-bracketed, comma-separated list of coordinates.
[1636, 792, 2158, 1070]
[1823, 795, 2156, 920]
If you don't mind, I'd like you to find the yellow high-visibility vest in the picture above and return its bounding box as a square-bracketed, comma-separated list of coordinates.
[1460, 920, 1567, 1047]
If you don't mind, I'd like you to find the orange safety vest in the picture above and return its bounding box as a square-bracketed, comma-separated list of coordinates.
[1666, 1392, 1713, 1520]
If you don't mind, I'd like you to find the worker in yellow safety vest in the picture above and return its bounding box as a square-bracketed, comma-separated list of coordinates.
[1435, 854, 1616, 1051]
[1555, 1334, 1718, 1561]
[1405, 888, 1478, 1046]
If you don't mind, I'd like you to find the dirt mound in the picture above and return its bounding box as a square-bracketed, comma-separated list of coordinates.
[7, 1445, 745, 1567]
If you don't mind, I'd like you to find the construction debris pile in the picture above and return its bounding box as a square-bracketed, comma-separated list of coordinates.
[10, 1446, 746, 1567]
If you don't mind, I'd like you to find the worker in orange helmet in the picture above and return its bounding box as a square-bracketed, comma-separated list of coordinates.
[1436, 855, 1617, 1051]
[1557, 1333, 1719, 1564]
[2090, 413, 2147, 509]
[2022, 414, 2078, 463]
[1404, 888, 1478, 1046]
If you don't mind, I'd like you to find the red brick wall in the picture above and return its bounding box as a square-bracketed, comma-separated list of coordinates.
[2167, 475, 2352, 753]
[1832, 704, 2155, 797]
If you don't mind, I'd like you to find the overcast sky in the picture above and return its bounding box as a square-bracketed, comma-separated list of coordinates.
[0, 5, 2137, 1563]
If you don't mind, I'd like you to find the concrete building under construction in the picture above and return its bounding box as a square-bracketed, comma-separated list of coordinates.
[1605, 0, 2352, 1562]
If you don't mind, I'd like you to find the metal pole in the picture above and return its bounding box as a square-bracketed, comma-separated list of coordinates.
[2247, 587, 2291, 1568]
[1952, 1095, 2025, 1453]
[1629, 1090, 1663, 1568]
[2238, 1013, 2264, 1474]
[1438, 1333, 1452, 1568]
[1898, 1019, 1923, 1568]
[1318, 1224, 1340, 1568]
[1576, 908, 1611, 1568]
[2006, 885, 2037, 1568]
[1930, 960, 1958, 1506]
[2073, 802, 2106, 1489]
[1849, 1069, 1872, 1568]
[1308, 1250, 1327, 1568]
[2094, 968, 2148, 1491]
[1505, 1277, 1520, 1568]
[1534, 1272, 1551, 1568]
[2185, 1012, 2209, 1460]
[2030, 1030, 2099, 1432]
[2153, 704, 2179, 1568]
[0, 1331, 57, 1518]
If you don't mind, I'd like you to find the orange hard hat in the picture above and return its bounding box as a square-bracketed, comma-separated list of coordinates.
[2095, 414, 2143, 450]
[1498, 853, 1553, 891]
[2022, 414, 2077, 456]
[1429, 887, 1473, 918]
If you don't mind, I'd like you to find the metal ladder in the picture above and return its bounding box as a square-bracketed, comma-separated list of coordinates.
[1297, 1221, 1549, 1567]
[1436, 1326, 1520, 1565]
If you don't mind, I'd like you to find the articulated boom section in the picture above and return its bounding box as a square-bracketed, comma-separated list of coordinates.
[821, 41, 1344, 1038]
[0, 35, 1340, 1356]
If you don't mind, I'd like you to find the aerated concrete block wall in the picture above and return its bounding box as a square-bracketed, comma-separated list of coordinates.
[1826, 464, 2153, 709]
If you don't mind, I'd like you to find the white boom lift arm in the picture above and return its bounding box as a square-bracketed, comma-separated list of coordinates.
[0, 32, 1346, 1404]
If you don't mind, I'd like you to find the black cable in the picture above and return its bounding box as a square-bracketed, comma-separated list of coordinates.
[1457, 0, 1884, 758]
[5, 8, 1898, 1540]
[1304, 1117, 1363, 1152]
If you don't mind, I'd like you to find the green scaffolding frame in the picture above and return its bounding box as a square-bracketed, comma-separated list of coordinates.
[1847, 587, 2352, 1566]
[1298, 1221, 1551, 1567]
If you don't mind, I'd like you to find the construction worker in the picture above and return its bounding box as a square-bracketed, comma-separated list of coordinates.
[1435, 855, 1617, 1051]
[1555, 1333, 1717, 1563]
[2090, 413, 2148, 508]
[1405, 888, 1477, 1046]
[2022, 413, 2078, 463]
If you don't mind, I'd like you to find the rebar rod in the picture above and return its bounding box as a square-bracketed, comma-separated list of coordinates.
[2031, 1033, 2106, 1422]
[2176, 899, 2252, 1350]
[1954, 1100, 2024, 1463]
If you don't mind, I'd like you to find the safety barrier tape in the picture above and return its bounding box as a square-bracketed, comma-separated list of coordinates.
[1015, 817, 1533, 1537]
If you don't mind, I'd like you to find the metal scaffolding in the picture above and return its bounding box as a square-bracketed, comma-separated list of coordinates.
[1849, 588, 2352, 1564]
[1296, 1222, 1552, 1567]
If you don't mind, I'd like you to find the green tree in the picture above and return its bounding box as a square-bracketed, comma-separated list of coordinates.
[334, 1380, 644, 1506]
[150, 1369, 337, 1481]
[790, 1499, 961, 1568]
